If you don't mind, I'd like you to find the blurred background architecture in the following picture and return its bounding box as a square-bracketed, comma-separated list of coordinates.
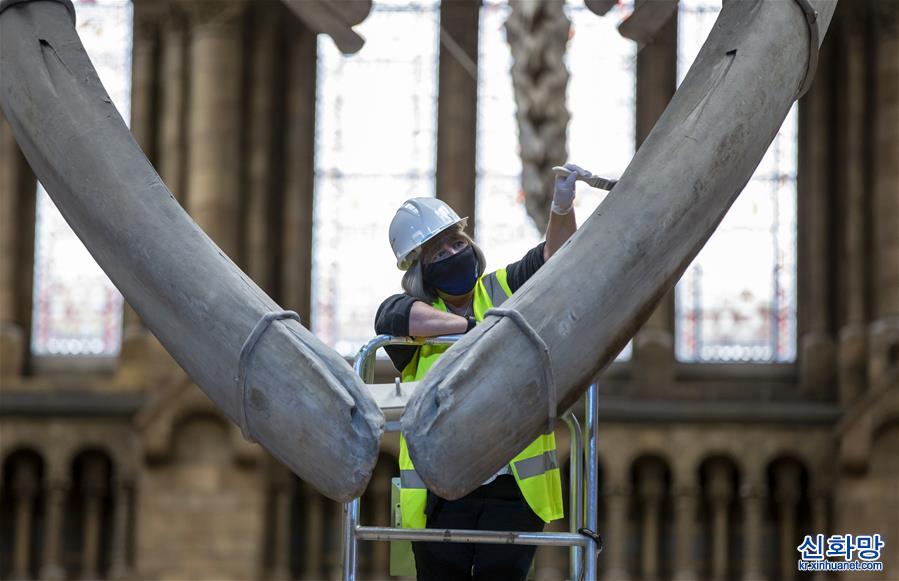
[0, 0, 897, 579]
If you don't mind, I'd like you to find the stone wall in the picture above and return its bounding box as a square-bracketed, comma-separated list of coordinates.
[0, 1, 896, 580]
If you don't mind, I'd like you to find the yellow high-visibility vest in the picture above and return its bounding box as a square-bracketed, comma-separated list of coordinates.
[398, 268, 564, 529]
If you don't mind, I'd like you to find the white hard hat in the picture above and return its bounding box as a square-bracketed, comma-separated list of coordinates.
[389, 197, 468, 270]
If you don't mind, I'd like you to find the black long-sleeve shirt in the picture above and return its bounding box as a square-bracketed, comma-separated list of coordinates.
[374, 242, 547, 371]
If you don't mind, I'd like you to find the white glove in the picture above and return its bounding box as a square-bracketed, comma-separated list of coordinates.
[552, 163, 592, 215]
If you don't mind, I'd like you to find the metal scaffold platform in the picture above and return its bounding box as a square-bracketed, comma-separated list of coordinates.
[341, 335, 603, 581]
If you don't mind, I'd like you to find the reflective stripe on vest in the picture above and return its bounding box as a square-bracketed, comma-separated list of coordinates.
[397, 267, 564, 528]
[401, 469, 426, 490]
[481, 271, 510, 308]
[514, 450, 559, 479]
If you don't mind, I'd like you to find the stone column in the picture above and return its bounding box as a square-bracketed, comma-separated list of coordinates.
[281, 18, 317, 318]
[633, 11, 677, 388]
[638, 462, 665, 581]
[869, 2, 899, 387]
[707, 461, 733, 581]
[80, 457, 108, 580]
[671, 485, 698, 581]
[158, 1, 189, 202]
[774, 464, 801, 581]
[109, 480, 133, 580]
[797, 36, 836, 398]
[739, 482, 765, 581]
[40, 478, 68, 581]
[837, 3, 870, 405]
[131, 0, 161, 164]
[435, 0, 478, 236]
[603, 481, 632, 581]
[0, 114, 36, 380]
[184, 0, 246, 261]
[245, 2, 280, 296]
[810, 492, 829, 581]
[303, 485, 324, 580]
[10, 456, 39, 580]
[270, 474, 294, 581]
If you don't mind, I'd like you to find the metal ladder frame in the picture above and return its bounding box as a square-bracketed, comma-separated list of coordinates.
[341, 334, 601, 581]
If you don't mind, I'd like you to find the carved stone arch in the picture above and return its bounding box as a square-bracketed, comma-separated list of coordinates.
[1, 446, 45, 480]
[629, 453, 674, 514]
[630, 453, 672, 484]
[629, 453, 673, 581]
[697, 454, 743, 581]
[764, 454, 814, 581]
[138, 380, 240, 464]
[135, 406, 267, 580]
[837, 378, 899, 473]
[0, 438, 50, 479]
[0, 447, 45, 580]
[765, 453, 810, 476]
[696, 452, 743, 486]
[65, 442, 120, 482]
[628, 449, 675, 478]
[761, 447, 816, 477]
[171, 403, 263, 465]
[871, 416, 899, 444]
[170, 410, 232, 465]
[697, 453, 744, 507]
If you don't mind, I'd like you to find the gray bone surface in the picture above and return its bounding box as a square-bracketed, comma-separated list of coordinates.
[403, 0, 837, 500]
[282, 0, 371, 55]
[0, 0, 383, 502]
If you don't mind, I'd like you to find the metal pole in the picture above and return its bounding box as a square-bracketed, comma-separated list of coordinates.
[341, 498, 360, 581]
[343, 340, 386, 581]
[355, 526, 592, 547]
[584, 383, 600, 580]
[564, 411, 584, 581]
[350, 334, 590, 578]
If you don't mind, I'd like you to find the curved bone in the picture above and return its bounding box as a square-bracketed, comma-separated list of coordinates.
[282, 0, 370, 55]
[0, 0, 383, 502]
[403, 0, 837, 500]
[617, 0, 678, 45]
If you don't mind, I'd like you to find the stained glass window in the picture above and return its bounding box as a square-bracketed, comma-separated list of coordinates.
[476, 0, 636, 359]
[312, 0, 440, 356]
[31, 0, 133, 357]
[674, 0, 798, 362]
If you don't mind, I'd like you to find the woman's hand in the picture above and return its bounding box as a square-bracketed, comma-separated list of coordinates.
[551, 162, 592, 215]
[545, 163, 584, 260]
[408, 301, 470, 336]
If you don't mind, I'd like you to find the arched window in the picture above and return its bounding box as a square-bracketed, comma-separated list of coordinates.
[674, 0, 798, 363]
[312, 0, 440, 356]
[476, 0, 636, 358]
[30, 0, 133, 359]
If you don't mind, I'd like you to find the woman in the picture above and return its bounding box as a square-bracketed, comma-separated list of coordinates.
[375, 163, 590, 581]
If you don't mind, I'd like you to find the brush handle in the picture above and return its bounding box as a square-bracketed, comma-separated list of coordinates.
[552, 166, 618, 191]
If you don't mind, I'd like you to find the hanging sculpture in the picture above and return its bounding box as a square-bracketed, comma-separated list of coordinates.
[403, 0, 838, 500]
[505, 0, 571, 232]
[0, 0, 383, 502]
[0, 0, 840, 506]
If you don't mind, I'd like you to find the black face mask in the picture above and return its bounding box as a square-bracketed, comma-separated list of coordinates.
[423, 245, 479, 295]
